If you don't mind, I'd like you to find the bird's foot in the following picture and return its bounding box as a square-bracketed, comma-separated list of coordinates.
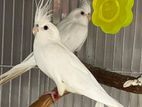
[123, 75, 142, 88]
[43, 89, 60, 102]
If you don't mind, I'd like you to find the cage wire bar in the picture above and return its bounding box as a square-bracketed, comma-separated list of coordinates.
[0, 0, 142, 107]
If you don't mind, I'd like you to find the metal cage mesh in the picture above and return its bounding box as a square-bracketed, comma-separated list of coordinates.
[0, 0, 142, 107]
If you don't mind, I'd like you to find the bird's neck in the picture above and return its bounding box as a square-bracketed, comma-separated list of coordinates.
[74, 19, 89, 27]
[67, 15, 89, 26]
[34, 32, 61, 48]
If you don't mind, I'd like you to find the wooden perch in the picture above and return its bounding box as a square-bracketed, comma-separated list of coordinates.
[30, 62, 142, 107]
[83, 62, 142, 94]
[30, 88, 68, 107]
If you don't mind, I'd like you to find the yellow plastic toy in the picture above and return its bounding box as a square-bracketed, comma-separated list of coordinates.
[92, 0, 134, 34]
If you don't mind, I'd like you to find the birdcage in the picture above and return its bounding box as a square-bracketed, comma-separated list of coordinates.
[0, 0, 142, 107]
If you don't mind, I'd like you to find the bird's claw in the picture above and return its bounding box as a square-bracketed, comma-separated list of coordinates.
[123, 75, 142, 88]
[43, 89, 60, 102]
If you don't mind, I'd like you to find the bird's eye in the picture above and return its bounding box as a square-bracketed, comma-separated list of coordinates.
[81, 11, 85, 15]
[36, 24, 39, 27]
[43, 25, 49, 30]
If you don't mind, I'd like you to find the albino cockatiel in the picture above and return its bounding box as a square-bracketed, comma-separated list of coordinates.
[58, 0, 91, 52]
[32, 1, 123, 107]
[0, 0, 91, 85]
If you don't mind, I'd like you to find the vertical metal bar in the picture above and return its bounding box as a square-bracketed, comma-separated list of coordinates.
[103, 33, 107, 68]
[0, 0, 5, 69]
[18, 0, 25, 106]
[130, 0, 139, 106]
[28, 63, 32, 105]
[0, 0, 5, 107]
[28, 0, 34, 105]
[131, 1, 138, 72]
[9, 0, 15, 107]
[131, 0, 141, 72]
[112, 34, 117, 70]
[139, 1, 142, 107]
[111, 34, 121, 102]
[10, 0, 15, 67]
[91, 25, 98, 107]
[102, 34, 113, 94]
[120, 28, 128, 107]
[94, 27, 99, 65]
[37, 70, 41, 97]
[121, 30, 126, 72]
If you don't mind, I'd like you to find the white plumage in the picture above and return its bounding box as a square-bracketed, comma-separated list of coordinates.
[0, 0, 90, 84]
[0, 53, 35, 84]
[0, 1, 123, 107]
[32, 2, 123, 106]
[58, 0, 91, 52]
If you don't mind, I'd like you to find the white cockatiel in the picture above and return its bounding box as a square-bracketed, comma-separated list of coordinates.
[0, 0, 91, 85]
[58, 0, 91, 52]
[32, 0, 123, 107]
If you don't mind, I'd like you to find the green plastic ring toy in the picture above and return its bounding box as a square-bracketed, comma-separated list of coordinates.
[92, 0, 134, 34]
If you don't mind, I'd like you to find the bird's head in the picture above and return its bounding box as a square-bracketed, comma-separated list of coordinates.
[33, 0, 60, 42]
[68, 0, 91, 26]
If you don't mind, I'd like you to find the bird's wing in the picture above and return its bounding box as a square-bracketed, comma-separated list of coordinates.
[57, 18, 74, 40]
[62, 49, 123, 107]
[40, 43, 123, 107]
[57, 18, 88, 52]
[0, 53, 36, 85]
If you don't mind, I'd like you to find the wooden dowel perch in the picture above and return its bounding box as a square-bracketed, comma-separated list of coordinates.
[30, 62, 142, 107]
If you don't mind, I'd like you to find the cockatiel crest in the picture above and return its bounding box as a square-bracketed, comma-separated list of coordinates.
[34, 0, 52, 23]
[80, 0, 91, 13]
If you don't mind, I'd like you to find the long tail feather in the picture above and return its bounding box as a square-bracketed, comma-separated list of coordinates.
[0, 66, 33, 85]
[80, 89, 123, 107]
[95, 102, 104, 107]
[0, 53, 34, 79]
[0, 54, 36, 85]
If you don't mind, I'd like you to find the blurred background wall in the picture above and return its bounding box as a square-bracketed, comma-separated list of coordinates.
[0, 0, 142, 107]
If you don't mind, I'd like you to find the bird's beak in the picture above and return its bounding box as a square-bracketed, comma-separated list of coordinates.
[32, 27, 39, 35]
[86, 13, 91, 21]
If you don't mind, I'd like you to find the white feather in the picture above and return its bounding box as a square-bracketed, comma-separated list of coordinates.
[0, 53, 36, 85]
[95, 102, 105, 107]
[0, 1, 123, 106]
[80, 0, 91, 13]
[58, 20, 88, 52]
[0, 0, 91, 84]
[35, 0, 52, 23]
[33, 19, 123, 107]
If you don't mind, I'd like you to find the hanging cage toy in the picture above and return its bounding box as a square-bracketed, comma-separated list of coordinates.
[92, 0, 134, 34]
